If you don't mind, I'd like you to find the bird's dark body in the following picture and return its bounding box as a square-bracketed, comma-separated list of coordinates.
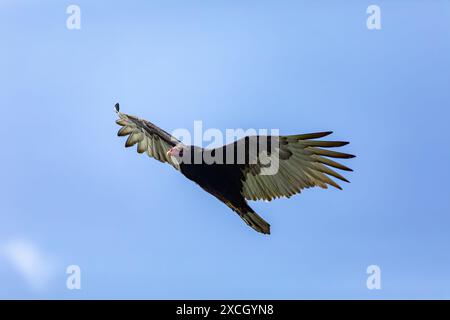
[179, 152, 251, 216]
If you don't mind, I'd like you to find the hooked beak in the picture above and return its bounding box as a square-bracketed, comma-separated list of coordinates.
[167, 146, 183, 158]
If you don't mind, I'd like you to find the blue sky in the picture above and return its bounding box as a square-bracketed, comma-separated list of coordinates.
[0, 0, 449, 299]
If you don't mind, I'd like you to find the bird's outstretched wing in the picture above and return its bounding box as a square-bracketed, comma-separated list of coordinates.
[218, 132, 355, 201]
[115, 104, 181, 169]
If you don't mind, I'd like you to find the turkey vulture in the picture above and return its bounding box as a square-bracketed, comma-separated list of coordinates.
[114, 103, 354, 235]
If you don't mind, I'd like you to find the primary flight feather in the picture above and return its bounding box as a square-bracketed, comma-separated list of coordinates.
[114, 103, 355, 235]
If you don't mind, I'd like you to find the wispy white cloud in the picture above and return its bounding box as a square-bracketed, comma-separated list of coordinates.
[0, 239, 58, 292]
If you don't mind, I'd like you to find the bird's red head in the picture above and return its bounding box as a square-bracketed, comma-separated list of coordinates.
[167, 145, 184, 159]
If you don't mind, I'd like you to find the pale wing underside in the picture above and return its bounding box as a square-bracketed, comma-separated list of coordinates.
[240, 132, 355, 201]
[115, 110, 181, 170]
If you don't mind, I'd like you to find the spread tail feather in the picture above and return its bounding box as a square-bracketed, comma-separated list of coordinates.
[239, 209, 270, 235]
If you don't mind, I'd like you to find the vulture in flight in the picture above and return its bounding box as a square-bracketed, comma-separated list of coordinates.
[114, 103, 354, 235]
